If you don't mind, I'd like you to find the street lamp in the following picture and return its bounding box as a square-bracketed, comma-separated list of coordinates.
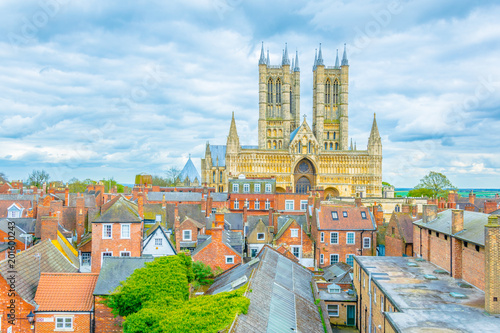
[27, 310, 34, 324]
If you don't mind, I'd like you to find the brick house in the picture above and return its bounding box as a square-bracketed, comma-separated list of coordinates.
[0, 194, 37, 218]
[273, 215, 314, 268]
[34, 272, 99, 333]
[191, 213, 242, 271]
[384, 212, 419, 257]
[228, 177, 276, 214]
[413, 206, 493, 291]
[175, 213, 205, 253]
[0, 240, 78, 332]
[311, 204, 377, 268]
[91, 195, 143, 273]
[93, 257, 154, 333]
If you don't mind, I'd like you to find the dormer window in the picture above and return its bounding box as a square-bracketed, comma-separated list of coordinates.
[361, 211, 367, 219]
[327, 284, 341, 294]
[7, 204, 23, 218]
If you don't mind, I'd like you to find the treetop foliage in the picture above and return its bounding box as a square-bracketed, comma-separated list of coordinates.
[27, 169, 50, 188]
[104, 254, 249, 333]
[413, 171, 456, 198]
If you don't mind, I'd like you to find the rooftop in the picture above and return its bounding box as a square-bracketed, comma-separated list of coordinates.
[316, 205, 376, 230]
[35, 273, 99, 312]
[356, 256, 500, 332]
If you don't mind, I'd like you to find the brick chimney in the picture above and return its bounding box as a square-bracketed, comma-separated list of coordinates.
[215, 213, 225, 228]
[137, 193, 144, 220]
[42, 182, 47, 196]
[211, 226, 223, 244]
[451, 209, 464, 234]
[162, 194, 167, 209]
[469, 191, 476, 205]
[485, 215, 500, 314]
[484, 201, 498, 214]
[243, 205, 248, 223]
[76, 195, 85, 243]
[64, 186, 69, 206]
[422, 205, 437, 223]
[355, 197, 362, 207]
[402, 204, 411, 214]
[411, 205, 418, 217]
[174, 203, 181, 252]
[41, 215, 59, 241]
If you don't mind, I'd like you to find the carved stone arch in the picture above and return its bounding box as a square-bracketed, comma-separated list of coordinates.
[293, 158, 316, 194]
[325, 187, 340, 199]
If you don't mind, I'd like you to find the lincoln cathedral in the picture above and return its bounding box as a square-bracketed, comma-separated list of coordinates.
[201, 43, 382, 197]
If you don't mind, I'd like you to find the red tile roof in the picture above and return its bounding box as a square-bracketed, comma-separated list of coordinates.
[34, 273, 99, 311]
[317, 205, 376, 230]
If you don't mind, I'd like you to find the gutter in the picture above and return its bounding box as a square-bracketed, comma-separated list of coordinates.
[368, 271, 373, 333]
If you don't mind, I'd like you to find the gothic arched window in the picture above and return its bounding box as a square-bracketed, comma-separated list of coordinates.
[324, 143, 328, 150]
[212, 171, 216, 183]
[267, 78, 273, 104]
[276, 78, 282, 105]
[335, 142, 339, 150]
[333, 80, 339, 104]
[329, 143, 333, 151]
[325, 79, 331, 105]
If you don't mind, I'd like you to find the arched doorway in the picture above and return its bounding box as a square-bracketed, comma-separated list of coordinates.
[294, 159, 316, 193]
[325, 187, 340, 199]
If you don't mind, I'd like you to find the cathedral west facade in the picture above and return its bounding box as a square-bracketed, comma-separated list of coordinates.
[201, 43, 382, 197]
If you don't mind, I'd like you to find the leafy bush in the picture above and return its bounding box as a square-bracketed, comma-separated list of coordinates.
[192, 261, 213, 285]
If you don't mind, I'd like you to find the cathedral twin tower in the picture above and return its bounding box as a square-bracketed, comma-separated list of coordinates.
[202, 43, 382, 198]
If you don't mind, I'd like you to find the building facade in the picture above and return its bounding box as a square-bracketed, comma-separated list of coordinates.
[202, 43, 382, 197]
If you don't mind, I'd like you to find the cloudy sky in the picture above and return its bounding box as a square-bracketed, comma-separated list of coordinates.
[0, 0, 499, 188]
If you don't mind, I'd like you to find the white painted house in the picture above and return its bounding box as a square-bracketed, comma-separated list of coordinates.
[143, 223, 176, 257]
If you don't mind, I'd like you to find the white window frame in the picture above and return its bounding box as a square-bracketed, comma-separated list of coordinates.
[285, 200, 294, 211]
[320, 232, 324, 243]
[381, 295, 385, 312]
[101, 251, 112, 266]
[265, 183, 272, 193]
[120, 251, 131, 257]
[346, 232, 355, 245]
[103, 224, 112, 239]
[327, 304, 339, 317]
[243, 183, 250, 193]
[244, 199, 249, 208]
[331, 211, 339, 220]
[255, 200, 260, 210]
[225, 255, 235, 264]
[320, 254, 324, 264]
[155, 214, 162, 222]
[55, 316, 73, 330]
[290, 228, 299, 238]
[363, 237, 371, 249]
[183, 229, 192, 241]
[291, 246, 301, 258]
[155, 238, 163, 246]
[330, 254, 339, 264]
[374, 288, 377, 303]
[265, 199, 270, 210]
[300, 200, 308, 211]
[254, 183, 261, 193]
[343, 211, 348, 218]
[232, 183, 239, 192]
[121, 224, 131, 239]
[234, 200, 239, 209]
[330, 232, 338, 244]
[211, 207, 217, 214]
[257, 233, 265, 240]
[361, 211, 367, 219]
[81, 252, 91, 266]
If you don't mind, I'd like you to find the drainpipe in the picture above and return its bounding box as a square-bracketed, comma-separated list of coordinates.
[419, 227, 422, 257]
[360, 230, 365, 257]
[368, 271, 373, 333]
[300, 222, 303, 263]
[449, 234, 453, 277]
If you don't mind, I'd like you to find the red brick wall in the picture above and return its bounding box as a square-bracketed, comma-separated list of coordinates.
[94, 296, 123, 333]
[0, 230, 26, 253]
[275, 193, 309, 211]
[429, 232, 451, 272]
[316, 230, 376, 268]
[41, 216, 59, 241]
[0, 277, 35, 333]
[385, 235, 403, 257]
[275, 220, 314, 260]
[35, 313, 91, 333]
[462, 245, 485, 290]
[191, 228, 241, 271]
[228, 193, 275, 212]
[91, 222, 143, 273]
[179, 220, 200, 242]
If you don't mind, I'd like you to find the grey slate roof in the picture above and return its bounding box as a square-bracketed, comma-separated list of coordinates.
[93, 257, 154, 295]
[322, 262, 352, 282]
[206, 258, 260, 295]
[0, 194, 38, 201]
[0, 218, 36, 233]
[148, 192, 202, 202]
[413, 209, 490, 246]
[94, 196, 141, 223]
[0, 219, 31, 242]
[277, 214, 306, 232]
[68, 193, 96, 208]
[178, 157, 201, 183]
[211, 193, 228, 202]
[232, 246, 323, 332]
[166, 203, 205, 230]
[0, 240, 78, 305]
[191, 230, 243, 256]
[224, 213, 243, 230]
[209, 145, 226, 167]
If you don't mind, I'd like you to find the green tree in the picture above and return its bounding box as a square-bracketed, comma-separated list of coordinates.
[192, 261, 213, 285]
[413, 171, 456, 198]
[382, 181, 393, 187]
[407, 188, 435, 198]
[151, 175, 169, 187]
[27, 169, 50, 188]
[100, 178, 125, 193]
